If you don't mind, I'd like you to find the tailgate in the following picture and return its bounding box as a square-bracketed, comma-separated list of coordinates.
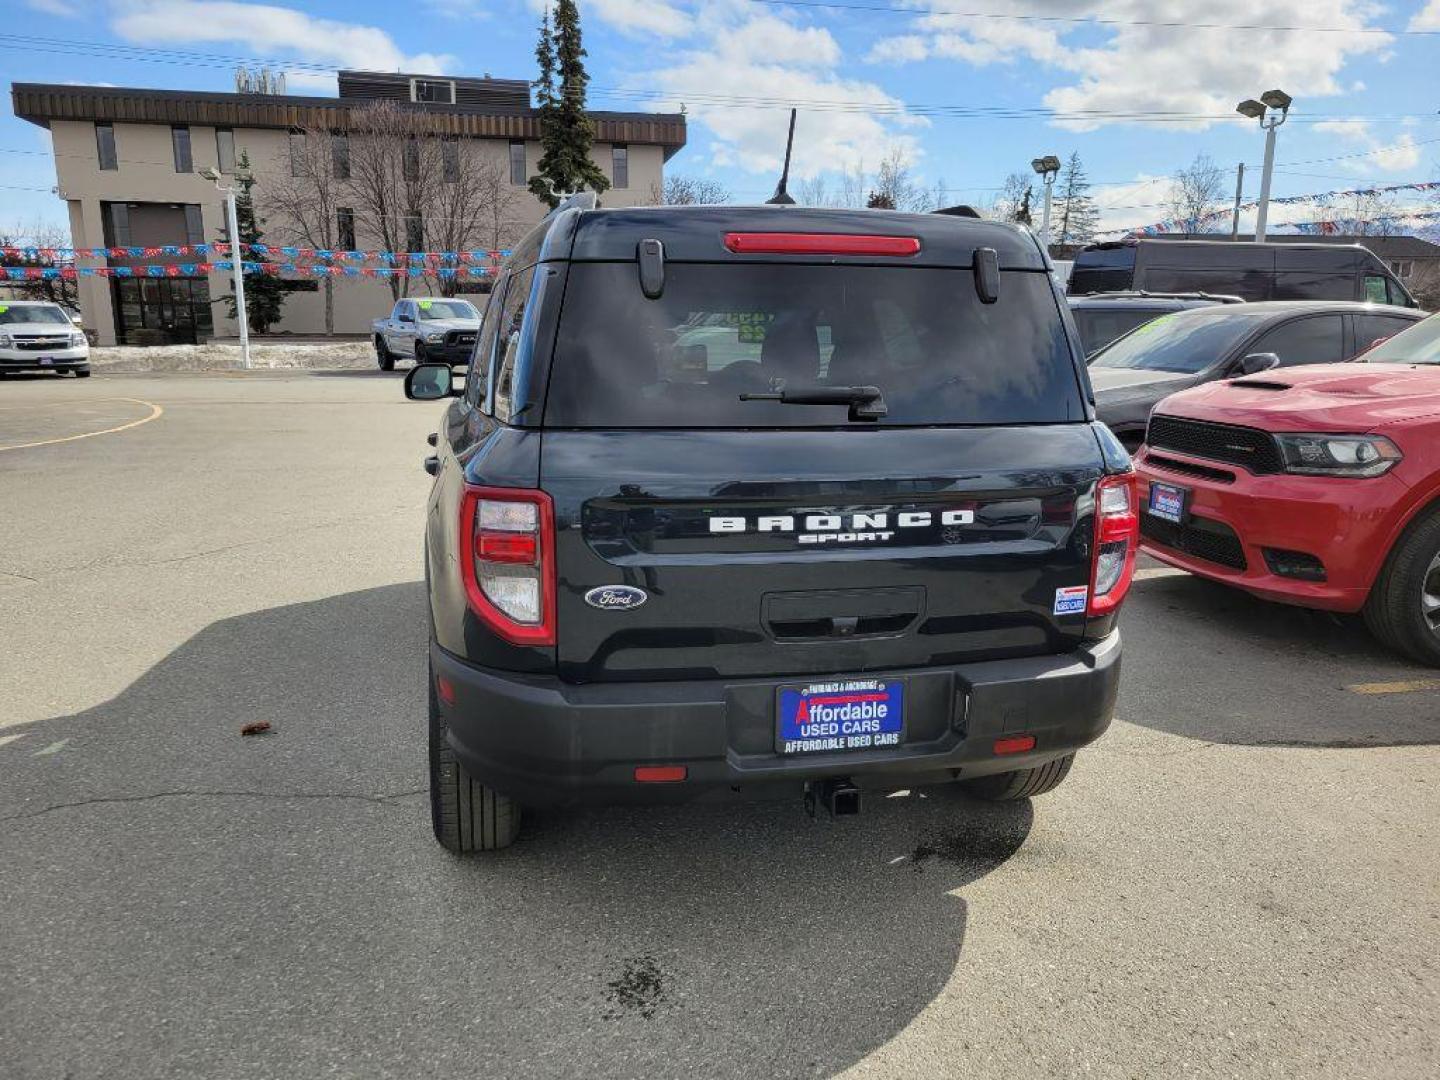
[543, 426, 1104, 683]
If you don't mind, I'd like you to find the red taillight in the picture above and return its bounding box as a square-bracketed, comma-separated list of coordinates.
[1088, 472, 1140, 616]
[459, 485, 556, 646]
[994, 735, 1036, 755]
[722, 232, 921, 257]
[634, 765, 687, 783]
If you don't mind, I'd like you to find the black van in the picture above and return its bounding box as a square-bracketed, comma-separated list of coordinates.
[1069, 239, 1417, 308]
[403, 198, 1135, 852]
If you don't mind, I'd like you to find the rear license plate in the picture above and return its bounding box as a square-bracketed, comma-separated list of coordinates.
[777, 678, 904, 755]
[1147, 481, 1188, 524]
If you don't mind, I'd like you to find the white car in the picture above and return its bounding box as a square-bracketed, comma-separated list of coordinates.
[0, 300, 90, 377]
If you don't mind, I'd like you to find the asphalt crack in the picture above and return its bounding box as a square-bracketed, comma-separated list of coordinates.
[0, 787, 427, 824]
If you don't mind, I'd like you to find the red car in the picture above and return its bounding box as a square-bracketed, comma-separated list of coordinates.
[1135, 313, 1440, 664]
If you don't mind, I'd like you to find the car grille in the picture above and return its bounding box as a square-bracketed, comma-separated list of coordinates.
[1146, 415, 1282, 474]
[445, 331, 477, 348]
[1141, 513, 1247, 570]
[14, 337, 71, 351]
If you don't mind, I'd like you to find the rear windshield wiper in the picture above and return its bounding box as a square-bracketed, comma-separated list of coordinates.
[739, 384, 887, 422]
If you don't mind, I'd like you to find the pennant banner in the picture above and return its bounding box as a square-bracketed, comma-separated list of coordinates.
[2, 263, 496, 281]
[0, 244, 511, 263]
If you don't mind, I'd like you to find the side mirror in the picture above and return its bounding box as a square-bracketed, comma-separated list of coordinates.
[1237, 352, 1280, 375]
[404, 362, 457, 400]
[398, 313, 414, 323]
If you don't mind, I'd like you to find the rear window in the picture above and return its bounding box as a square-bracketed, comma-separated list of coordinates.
[1072, 306, 1172, 357]
[545, 263, 1083, 427]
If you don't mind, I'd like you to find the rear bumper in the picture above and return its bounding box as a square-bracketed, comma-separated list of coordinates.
[432, 634, 1121, 806]
[1135, 448, 1401, 612]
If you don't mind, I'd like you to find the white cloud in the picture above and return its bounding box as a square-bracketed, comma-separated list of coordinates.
[26, 0, 81, 15]
[867, 2, 1392, 131]
[1312, 121, 1422, 172]
[110, 2, 454, 77]
[528, 0, 691, 40]
[644, 6, 922, 178]
[1410, 1, 1440, 31]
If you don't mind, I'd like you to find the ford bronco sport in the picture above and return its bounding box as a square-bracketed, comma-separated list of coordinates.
[405, 199, 1134, 852]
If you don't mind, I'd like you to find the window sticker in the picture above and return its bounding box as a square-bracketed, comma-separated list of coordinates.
[419, 300, 433, 311]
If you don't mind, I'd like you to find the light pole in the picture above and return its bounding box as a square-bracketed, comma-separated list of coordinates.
[1236, 89, 1291, 242]
[1031, 155, 1061, 254]
[200, 167, 250, 369]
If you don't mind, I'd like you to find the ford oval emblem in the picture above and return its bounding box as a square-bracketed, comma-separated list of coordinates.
[584, 585, 648, 611]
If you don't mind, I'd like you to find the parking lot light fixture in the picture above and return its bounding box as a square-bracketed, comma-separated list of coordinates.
[1237, 89, 1291, 242]
[1032, 155, 1061, 254]
[200, 166, 250, 369]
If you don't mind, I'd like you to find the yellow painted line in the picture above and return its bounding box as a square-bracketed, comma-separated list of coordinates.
[1346, 679, 1440, 695]
[32, 739, 69, 756]
[0, 397, 163, 452]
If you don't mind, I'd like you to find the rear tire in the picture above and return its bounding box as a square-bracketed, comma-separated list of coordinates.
[428, 662, 520, 853]
[375, 335, 395, 372]
[1363, 506, 1440, 666]
[960, 753, 1074, 801]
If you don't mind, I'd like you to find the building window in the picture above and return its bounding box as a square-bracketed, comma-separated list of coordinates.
[331, 132, 350, 179]
[612, 144, 628, 189]
[1391, 260, 1415, 280]
[412, 78, 455, 104]
[442, 137, 459, 183]
[509, 140, 526, 186]
[337, 207, 356, 251]
[405, 212, 424, 253]
[404, 137, 420, 181]
[184, 205, 205, 246]
[171, 125, 193, 173]
[101, 201, 131, 247]
[215, 128, 235, 175]
[96, 122, 118, 171]
[289, 130, 309, 177]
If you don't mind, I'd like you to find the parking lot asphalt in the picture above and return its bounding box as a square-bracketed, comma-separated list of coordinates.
[1, 371, 1437, 1080]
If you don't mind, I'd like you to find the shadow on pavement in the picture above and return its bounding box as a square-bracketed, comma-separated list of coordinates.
[0, 583, 1034, 1080]
[1121, 572, 1440, 747]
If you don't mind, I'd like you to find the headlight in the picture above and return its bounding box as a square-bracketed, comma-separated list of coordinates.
[1275, 433, 1402, 477]
[69, 332, 87, 348]
[425, 331, 444, 343]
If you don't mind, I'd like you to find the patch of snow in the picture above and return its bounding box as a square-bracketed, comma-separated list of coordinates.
[90, 342, 376, 373]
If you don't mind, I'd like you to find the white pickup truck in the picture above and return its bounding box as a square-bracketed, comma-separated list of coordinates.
[372, 297, 481, 371]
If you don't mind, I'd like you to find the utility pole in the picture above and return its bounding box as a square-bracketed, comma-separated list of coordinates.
[201, 167, 250, 369]
[1230, 162, 1245, 240]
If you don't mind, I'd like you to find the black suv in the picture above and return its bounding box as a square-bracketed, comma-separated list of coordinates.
[404, 199, 1135, 852]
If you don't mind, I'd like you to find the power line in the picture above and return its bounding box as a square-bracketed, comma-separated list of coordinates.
[749, 0, 1440, 36]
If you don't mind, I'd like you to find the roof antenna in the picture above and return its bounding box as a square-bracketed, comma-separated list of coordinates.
[767, 109, 798, 205]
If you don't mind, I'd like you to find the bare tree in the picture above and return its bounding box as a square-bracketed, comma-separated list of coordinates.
[870, 148, 926, 213]
[0, 219, 79, 308]
[1167, 153, 1226, 235]
[261, 125, 343, 334]
[836, 159, 867, 210]
[984, 172, 1033, 224]
[424, 141, 523, 296]
[796, 174, 832, 208]
[652, 174, 732, 206]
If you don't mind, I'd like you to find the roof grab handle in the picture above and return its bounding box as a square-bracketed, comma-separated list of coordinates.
[973, 247, 1000, 304]
[638, 238, 665, 299]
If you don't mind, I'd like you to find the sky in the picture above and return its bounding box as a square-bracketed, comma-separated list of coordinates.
[4, 0, 1440, 238]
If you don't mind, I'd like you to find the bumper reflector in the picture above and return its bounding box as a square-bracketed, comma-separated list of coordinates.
[436, 676, 456, 707]
[634, 765, 687, 783]
[993, 735, 1036, 755]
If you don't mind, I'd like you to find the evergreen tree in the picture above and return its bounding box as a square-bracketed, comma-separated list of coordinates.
[866, 190, 896, 210]
[1054, 151, 1099, 247]
[220, 150, 286, 334]
[528, 0, 610, 208]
